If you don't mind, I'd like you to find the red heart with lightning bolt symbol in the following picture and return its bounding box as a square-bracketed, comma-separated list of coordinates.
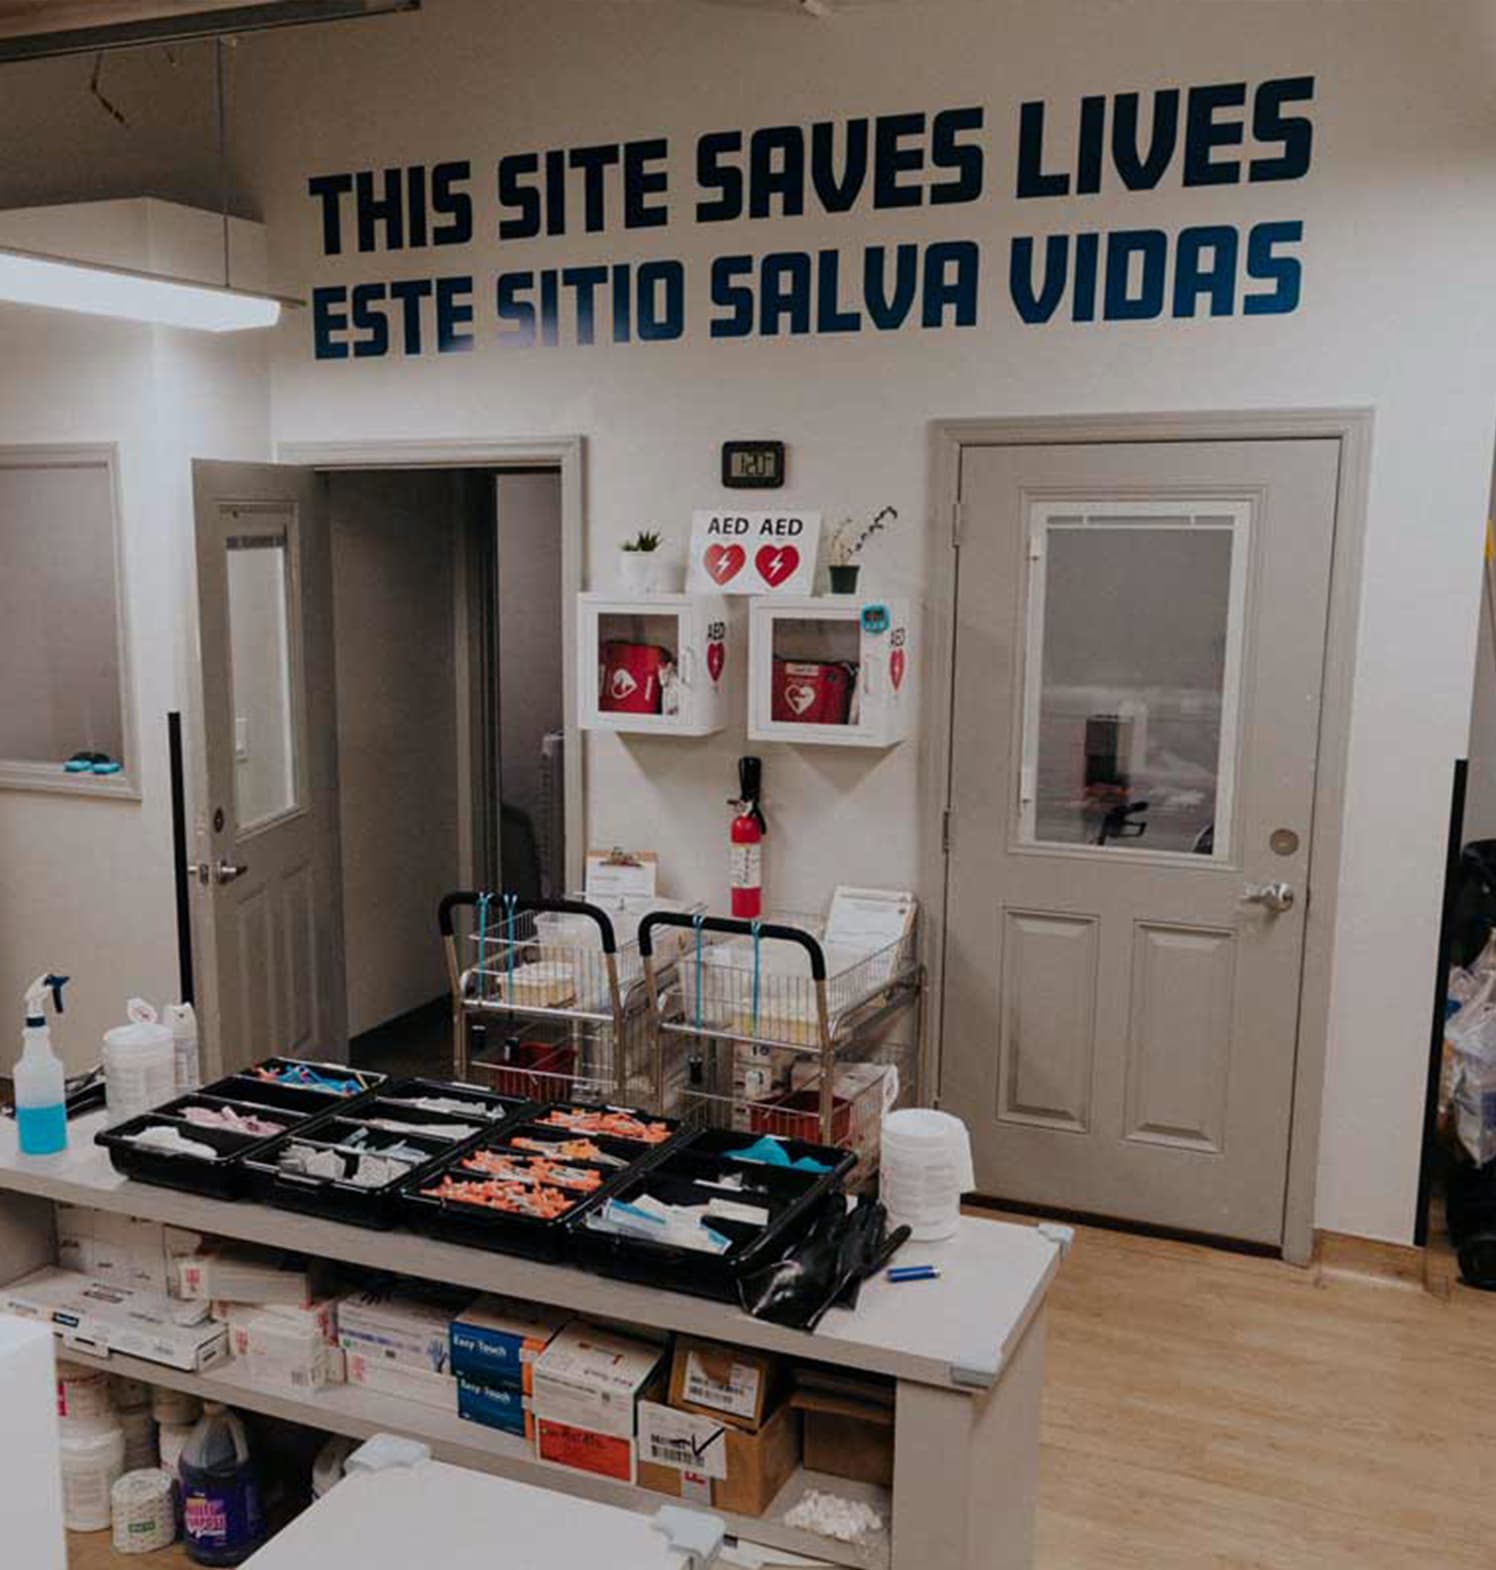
[707, 639, 725, 682]
[755, 544, 799, 589]
[704, 544, 746, 585]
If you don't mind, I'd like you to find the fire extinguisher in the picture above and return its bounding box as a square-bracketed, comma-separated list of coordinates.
[730, 756, 767, 919]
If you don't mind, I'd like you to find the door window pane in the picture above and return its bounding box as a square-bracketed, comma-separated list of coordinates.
[227, 525, 299, 829]
[1021, 508, 1246, 857]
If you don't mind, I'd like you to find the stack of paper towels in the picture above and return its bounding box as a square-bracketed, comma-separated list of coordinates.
[879, 1108, 975, 1241]
[0, 1317, 66, 1569]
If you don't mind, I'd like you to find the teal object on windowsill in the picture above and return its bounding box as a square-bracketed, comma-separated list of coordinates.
[63, 752, 121, 775]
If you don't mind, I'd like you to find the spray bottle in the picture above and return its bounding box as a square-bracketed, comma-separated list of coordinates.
[15, 974, 69, 1155]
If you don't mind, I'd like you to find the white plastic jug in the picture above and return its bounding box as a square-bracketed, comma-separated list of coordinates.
[879, 1108, 975, 1241]
[103, 1000, 177, 1127]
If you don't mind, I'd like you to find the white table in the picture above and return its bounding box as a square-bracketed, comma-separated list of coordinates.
[0, 1113, 1061, 1570]
[247, 1453, 714, 1570]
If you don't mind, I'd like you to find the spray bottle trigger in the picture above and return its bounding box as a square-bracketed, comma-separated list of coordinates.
[44, 975, 68, 1015]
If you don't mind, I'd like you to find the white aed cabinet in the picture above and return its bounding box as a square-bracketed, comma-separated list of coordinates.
[579, 593, 729, 736]
[749, 595, 914, 747]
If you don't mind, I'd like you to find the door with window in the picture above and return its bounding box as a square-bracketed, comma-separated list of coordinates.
[941, 439, 1338, 1244]
[191, 461, 346, 1076]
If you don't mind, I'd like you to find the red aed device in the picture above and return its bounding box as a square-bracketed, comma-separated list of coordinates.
[600, 640, 672, 715]
[772, 659, 856, 726]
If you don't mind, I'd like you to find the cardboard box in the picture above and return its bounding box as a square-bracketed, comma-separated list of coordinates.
[532, 1323, 666, 1440]
[55, 1209, 203, 1298]
[535, 1417, 637, 1484]
[237, 1311, 332, 1395]
[218, 1297, 338, 1354]
[450, 1296, 568, 1393]
[344, 1349, 456, 1410]
[457, 1372, 534, 1439]
[637, 1398, 801, 1517]
[337, 1282, 474, 1373]
[790, 1387, 893, 1488]
[669, 1338, 780, 1432]
[176, 1246, 321, 1307]
[1, 1267, 229, 1373]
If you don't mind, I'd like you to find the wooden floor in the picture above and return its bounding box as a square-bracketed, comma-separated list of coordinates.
[65, 1217, 1495, 1569]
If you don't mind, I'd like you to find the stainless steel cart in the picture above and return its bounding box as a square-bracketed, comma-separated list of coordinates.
[439, 892, 656, 1105]
[638, 910, 924, 1178]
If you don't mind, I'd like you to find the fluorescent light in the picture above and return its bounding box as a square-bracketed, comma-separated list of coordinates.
[0, 246, 291, 333]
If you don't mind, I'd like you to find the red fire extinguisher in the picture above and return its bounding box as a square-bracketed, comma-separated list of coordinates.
[730, 756, 766, 919]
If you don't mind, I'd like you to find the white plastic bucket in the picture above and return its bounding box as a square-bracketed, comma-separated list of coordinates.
[878, 1108, 975, 1242]
[60, 1424, 126, 1531]
[103, 999, 177, 1125]
[151, 1387, 203, 1428]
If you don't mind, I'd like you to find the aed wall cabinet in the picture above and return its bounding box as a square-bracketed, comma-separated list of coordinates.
[748, 596, 913, 748]
[579, 593, 730, 736]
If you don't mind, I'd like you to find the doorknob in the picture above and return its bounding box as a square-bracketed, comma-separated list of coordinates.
[214, 858, 249, 885]
[1242, 881, 1295, 913]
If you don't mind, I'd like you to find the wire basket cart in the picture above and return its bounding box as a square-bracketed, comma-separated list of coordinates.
[440, 892, 698, 1107]
[638, 910, 924, 1179]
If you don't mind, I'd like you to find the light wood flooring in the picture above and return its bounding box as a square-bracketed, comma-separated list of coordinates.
[66, 1215, 1495, 1569]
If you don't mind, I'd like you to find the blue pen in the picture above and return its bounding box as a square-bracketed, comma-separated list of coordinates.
[887, 1265, 941, 1283]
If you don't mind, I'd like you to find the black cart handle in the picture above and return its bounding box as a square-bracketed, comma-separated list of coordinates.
[638, 912, 827, 981]
[438, 892, 618, 955]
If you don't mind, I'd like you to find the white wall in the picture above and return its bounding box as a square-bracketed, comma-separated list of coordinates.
[330, 469, 461, 1036]
[228, 0, 1496, 1244]
[0, 199, 271, 1070]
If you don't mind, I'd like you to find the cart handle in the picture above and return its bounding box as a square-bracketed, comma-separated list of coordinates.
[638, 912, 827, 981]
[437, 892, 619, 954]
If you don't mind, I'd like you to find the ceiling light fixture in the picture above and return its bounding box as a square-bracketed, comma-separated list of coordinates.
[0, 245, 286, 331]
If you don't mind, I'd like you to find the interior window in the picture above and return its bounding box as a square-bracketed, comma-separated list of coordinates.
[0, 447, 131, 793]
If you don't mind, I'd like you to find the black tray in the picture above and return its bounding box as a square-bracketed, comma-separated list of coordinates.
[205, 1057, 385, 1113]
[242, 1084, 533, 1230]
[94, 1093, 304, 1199]
[570, 1128, 852, 1301]
[398, 1101, 681, 1263]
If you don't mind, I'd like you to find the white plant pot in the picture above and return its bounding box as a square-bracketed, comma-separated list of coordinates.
[618, 549, 667, 594]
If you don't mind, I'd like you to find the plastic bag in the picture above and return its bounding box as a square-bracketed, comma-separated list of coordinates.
[1447, 969, 1496, 1164]
[737, 1193, 897, 1330]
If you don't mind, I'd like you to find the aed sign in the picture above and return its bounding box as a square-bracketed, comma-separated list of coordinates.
[688, 510, 822, 594]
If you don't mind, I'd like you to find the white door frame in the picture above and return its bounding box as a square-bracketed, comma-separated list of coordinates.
[925, 410, 1373, 1265]
[274, 436, 587, 894]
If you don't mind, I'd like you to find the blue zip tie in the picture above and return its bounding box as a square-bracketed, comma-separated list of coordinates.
[750, 918, 762, 1036]
[476, 892, 492, 998]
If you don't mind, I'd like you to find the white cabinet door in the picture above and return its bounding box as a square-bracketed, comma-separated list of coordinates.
[578, 593, 728, 736]
[749, 596, 913, 747]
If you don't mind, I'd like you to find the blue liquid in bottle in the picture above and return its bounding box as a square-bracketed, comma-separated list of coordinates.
[17, 1101, 67, 1156]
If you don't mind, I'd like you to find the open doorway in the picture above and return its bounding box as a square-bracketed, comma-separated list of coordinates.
[326, 466, 567, 1080]
[187, 442, 581, 1086]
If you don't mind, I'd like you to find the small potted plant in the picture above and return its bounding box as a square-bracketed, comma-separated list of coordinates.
[618, 528, 667, 593]
[827, 505, 897, 594]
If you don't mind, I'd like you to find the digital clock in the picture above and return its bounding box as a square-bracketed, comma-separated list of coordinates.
[722, 440, 786, 489]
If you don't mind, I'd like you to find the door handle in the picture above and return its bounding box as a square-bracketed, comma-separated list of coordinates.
[214, 858, 249, 885]
[1242, 881, 1295, 913]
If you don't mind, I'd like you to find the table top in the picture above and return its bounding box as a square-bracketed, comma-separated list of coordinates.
[246, 1458, 703, 1570]
[0, 1112, 1060, 1392]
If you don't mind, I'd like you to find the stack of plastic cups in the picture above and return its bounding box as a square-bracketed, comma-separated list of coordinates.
[56, 1360, 126, 1533]
[111, 1469, 177, 1556]
[878, 1108, 976, 1242]
[112, 1376, 159, 1473]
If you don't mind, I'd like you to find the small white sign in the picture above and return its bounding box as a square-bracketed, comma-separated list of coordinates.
[688, 509, 821, 595]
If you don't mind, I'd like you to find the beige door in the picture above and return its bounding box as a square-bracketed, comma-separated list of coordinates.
[941, 439, 1338, 1245]
[191, 461, 347, 1076]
